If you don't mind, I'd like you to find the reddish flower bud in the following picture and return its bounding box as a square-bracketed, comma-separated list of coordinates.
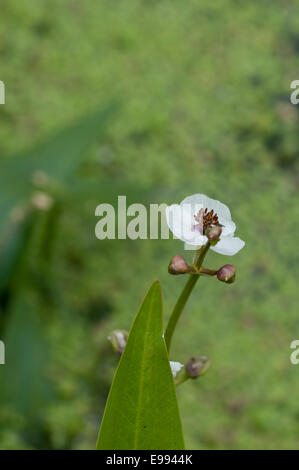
[217, 264, 236, 283]
[168, 255, 190, 275]
[205, 225, 222, 242]
[186, 356, 211, 378]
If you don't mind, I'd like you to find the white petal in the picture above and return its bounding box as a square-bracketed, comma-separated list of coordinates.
[184, 242, 206, 250]
[167, 194, 240, 248]
[166, 204, 192, 239]
[221, 219, 236, 237]
[203, 196, 232, 222]
[211, 236, 245, 256]
[170, 361, 184, 378]
[180, 194, 209, 214]
[181, 194, 235, 236]
[183, 233, 207, 246]
[166, 204, 206, 245]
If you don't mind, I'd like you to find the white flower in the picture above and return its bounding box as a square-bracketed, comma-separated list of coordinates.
[170, 361, 184, 378]
[166, 194, 245, 256]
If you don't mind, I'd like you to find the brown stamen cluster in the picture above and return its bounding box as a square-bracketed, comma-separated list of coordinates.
[194, 208, 219, 234]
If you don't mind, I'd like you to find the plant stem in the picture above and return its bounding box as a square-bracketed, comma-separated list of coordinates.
[165, 242, 211, 352]
[200, 267, 217, 276]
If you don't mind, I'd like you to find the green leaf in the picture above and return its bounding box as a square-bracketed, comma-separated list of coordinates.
[0, 289, 53, 416]
[96, 281, 185, 450]
[0, 209, 37, 296]
[0, 104, 117, 232]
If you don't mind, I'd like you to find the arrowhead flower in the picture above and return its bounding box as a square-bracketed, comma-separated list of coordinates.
[166, 194, 245, 255]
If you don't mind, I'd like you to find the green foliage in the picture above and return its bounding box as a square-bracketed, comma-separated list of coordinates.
[0, 210, 36, 297]
[0, 290, 53, 417]
[97, 282, 185, 450]
[0, 103, 118, 448]
[0, 105, 116, 232]
[0, 0, 298, 450]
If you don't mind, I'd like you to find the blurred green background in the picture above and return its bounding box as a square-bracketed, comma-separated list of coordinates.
[0, 0, 299, 450]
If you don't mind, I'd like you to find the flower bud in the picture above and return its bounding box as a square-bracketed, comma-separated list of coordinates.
[217, 264, 236, 283]
[174, 355, 211, 385]
[186, 356, 211, 378]
[108, 329, 128, 355]
[205, 225, 222, 243]
[168, 255, 190, 275]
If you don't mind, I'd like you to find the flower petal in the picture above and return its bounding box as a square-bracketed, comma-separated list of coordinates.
[167, 194, 241, 250]
[211, 236, 245, 256]
[181, 194, 235, 236]
[180, 194, 209, 215]
[166, 203, 206, 245]
[203, 196, 232, 222]
[221, 219, 236, 237]
[170, 361, 184, 379]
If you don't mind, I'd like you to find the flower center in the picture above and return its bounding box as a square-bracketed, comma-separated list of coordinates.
[193, 208, 219, 234]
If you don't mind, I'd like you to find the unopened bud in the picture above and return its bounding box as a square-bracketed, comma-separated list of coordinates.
[168, 255, 190, 275]
[205, 225, 222, 243]
[174, 355, 211, 385]
[217, 264, 236, 283]
[186, 356, 211, 378]
[108, 329, 128, 355]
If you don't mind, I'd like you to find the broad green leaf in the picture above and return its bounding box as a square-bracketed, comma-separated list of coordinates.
[96, 281, 185, 450]
[0, 289, 53, 416]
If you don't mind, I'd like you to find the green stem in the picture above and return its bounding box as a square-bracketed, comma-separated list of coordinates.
[200, 267, 217, 276]
[165, 242, 211, 352]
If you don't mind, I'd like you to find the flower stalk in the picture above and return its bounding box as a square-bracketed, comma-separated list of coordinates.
[165, 241, 211, 352]
[199, 267, 218, 276]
